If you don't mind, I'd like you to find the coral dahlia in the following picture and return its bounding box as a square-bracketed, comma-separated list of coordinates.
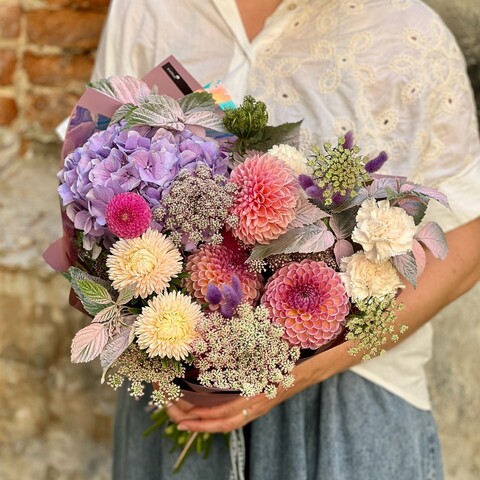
[229, 153, 300, 245]
[185, 240, 263, 309]
[107, 228, 182, 298]
[135, 291, 202, 360]
[262, 260, 349, 349]
[105, 192, 152, 239]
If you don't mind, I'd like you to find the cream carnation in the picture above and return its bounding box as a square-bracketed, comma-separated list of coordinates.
[106, 228, 182, 298]
[340, 252, 404, 301]
[268, 144, 312, 176]
[135, 291, 202, 360]
[351, 198, 416, 262]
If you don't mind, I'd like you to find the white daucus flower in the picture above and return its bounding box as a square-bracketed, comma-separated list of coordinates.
[340, 252, 404, 302]
[351, 198, 416, 262]
[268, 144, 312, 176]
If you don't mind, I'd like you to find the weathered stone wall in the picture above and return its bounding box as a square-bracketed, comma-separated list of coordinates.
[0, 1, 478, 479]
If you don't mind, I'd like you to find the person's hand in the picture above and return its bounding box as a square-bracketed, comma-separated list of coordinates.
[166, 342, 355, 433]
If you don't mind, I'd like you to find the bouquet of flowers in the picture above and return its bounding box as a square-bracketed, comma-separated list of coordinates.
[45, 57, 449, 466]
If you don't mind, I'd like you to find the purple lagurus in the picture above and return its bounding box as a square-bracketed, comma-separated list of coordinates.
[57, 120, 229, 251]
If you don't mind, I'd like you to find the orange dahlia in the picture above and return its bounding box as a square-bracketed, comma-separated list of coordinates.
[185, 240, 263, 309]
[262, 260, 349, 349]
[229, 153, 300, 245]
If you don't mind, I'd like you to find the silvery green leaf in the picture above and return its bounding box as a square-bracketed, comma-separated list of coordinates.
[68, 267, 114, 315]
[110, 103, 136, 126]
[116, 285, 136, 306]
[392, 252, 418, 288]
[385, 187, 401, 201]
[92, 304, 121, 323]
[185, 111, 226, 132]
[253, 121, 303, 151]
[179, 91, 216, 114]
[71, 323, 109, 363]
[68, 267, 112, 291]
[75, 279, 113, 305]
[415, 222, 448, 259]
[87, 78, 115, 97]
[100, 327, 135, 383]
[124, 95, 185, 130]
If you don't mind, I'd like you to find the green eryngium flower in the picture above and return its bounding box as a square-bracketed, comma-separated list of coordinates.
[223, 95, 268, 139]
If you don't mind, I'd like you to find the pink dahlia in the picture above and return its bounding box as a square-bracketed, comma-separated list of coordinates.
[185, 239, 263, 310]
[105, 192, 152, 239]
[229, 153, 299, 245]
[262, 260, 349, 349]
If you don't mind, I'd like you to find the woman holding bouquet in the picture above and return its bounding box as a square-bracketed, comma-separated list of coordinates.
[91, 0, 480, 478]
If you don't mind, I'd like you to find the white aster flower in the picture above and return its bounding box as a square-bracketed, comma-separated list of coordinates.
[135, 291, 203, 360]
[340, 252, 404, 302]
[268, 144, 312, 176]
[351, 198, 416, 262]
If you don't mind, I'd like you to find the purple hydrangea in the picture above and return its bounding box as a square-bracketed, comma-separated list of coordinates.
[58, 121, 229, 250]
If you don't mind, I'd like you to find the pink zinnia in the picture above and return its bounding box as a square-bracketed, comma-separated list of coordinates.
[262, 260, 349, 349]
[185, 238, 263, 309]
[229, 153, 299, 245]
[105, 192, 152, 239]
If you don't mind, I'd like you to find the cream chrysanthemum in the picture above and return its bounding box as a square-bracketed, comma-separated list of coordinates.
[106, 228, 182, 298]
[268, 144, 313, 176]
[135, 291, 203, 360]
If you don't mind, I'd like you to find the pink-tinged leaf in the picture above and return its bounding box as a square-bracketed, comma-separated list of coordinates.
[334, 239, 354, 265]
[289, 198, 329, 229]
[100, 327, 135, 383]
[250, 223, 330, 261]
[331, 187, 368, 212]
[71, 323, 109, 363]
[293, 229, 336, 254]
[392, 252, 418, 288]
[330, 209, 357, 240]
[110, 76, 150, 105]
[399, 182, 415, 193]
[400, 184, 449, 208]
[416, 222, 448, 259]
[92, 304, 121, 323]
[395, 196, 428, 225]
[415, 186, 449, 208]
[367, 177, 400, 198]
[412, 239, 426, 276]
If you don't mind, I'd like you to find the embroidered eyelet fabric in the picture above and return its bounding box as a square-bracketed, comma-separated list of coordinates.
[92, 0, 480, 410]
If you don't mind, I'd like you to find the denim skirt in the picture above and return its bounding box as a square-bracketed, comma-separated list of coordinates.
[112, 371, 444, 480]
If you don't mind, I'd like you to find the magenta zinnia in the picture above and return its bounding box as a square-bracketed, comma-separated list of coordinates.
[105, 192, 152, 239]
[262, 260, 349, 349]
[229, 153, 300, 245]
[185, 241, 263, 309]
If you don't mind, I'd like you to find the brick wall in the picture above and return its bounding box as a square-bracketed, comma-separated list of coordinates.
[0, 0, 108, 152]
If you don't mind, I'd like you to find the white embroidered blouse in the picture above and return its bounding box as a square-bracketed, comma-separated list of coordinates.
[92, 0, 480, 409]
